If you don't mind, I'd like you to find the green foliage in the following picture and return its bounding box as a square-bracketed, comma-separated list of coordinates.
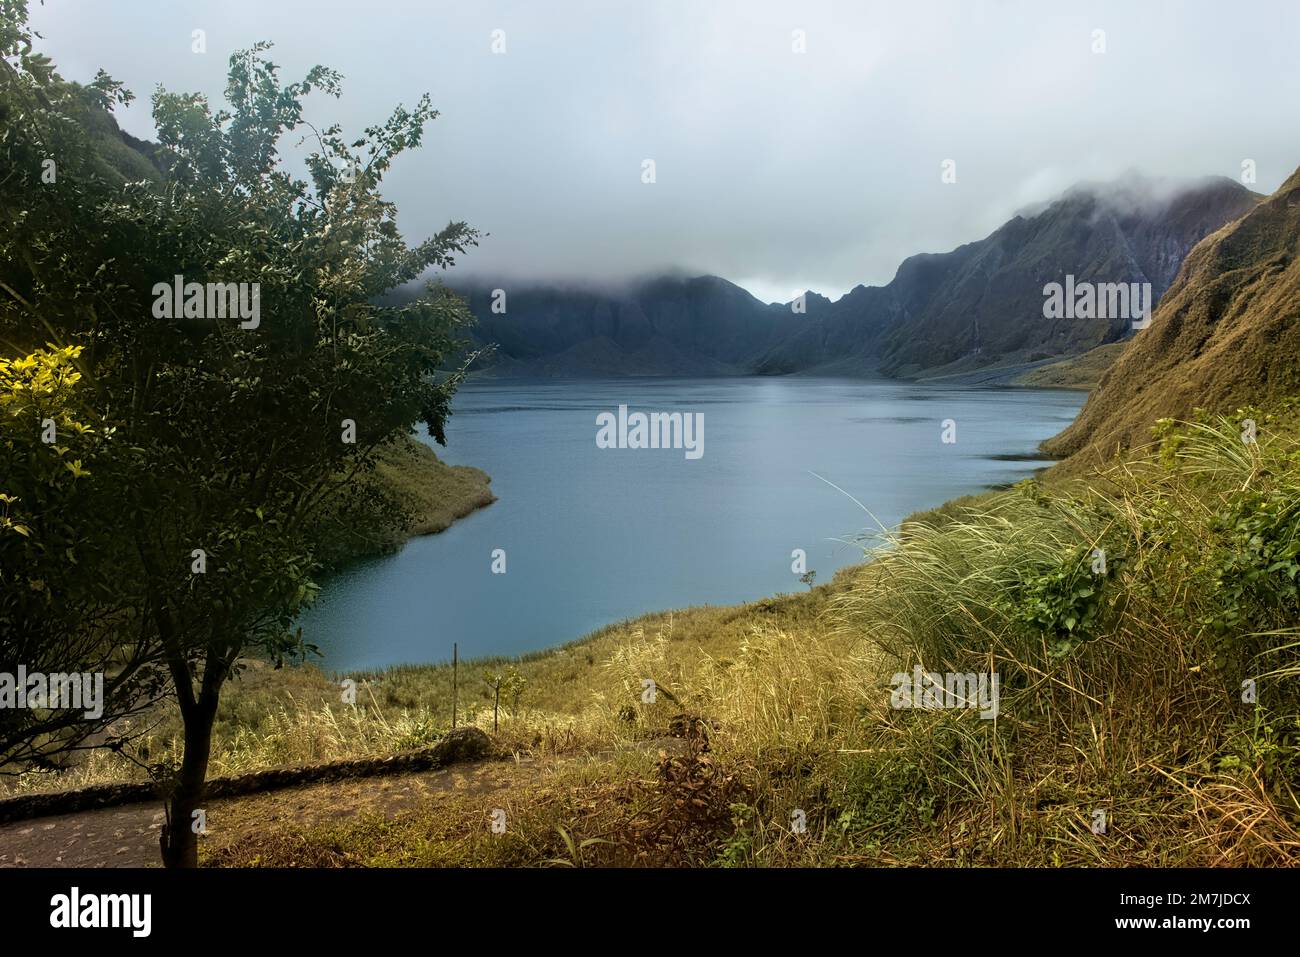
[1149, 406, 1300, 672]
[1204, 487, 1300, 637]
[0, 0, 480, 862]
[0, 344, 166, 764]
[0, 346, 96, 586]
[1009, 545, 1109, 656]
[481, 665, 528, 720]
[713, 803, 756, 867]
[545, 825, 613, 867]
[1217, 706, 1300, 792]
[833, 752, 938, 837]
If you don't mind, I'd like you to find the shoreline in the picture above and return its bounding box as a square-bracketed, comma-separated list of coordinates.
[313, 373, 1091, 672]
[314, 435, 496, 572]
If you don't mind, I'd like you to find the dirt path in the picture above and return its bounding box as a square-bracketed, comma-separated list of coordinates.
[0, 755, 541, 868]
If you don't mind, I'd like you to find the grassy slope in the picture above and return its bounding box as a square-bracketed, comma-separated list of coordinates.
[368, 437, 494, 539]
[20, 412, 1298, 868]
[241, 413, 1300, 867]
[1044, 165, 1300, 471]
[1014, 341, 1128, 390]
[308, 435, 494, 569]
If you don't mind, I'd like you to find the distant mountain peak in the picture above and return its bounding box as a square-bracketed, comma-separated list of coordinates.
[459, 170, 1265, 380]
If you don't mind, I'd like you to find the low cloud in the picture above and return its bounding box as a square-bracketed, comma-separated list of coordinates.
[34, 0, 1300, 300]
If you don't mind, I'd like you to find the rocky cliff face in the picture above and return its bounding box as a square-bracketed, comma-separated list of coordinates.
[464, 175, 1260, 379]
[1043, 166, 1300, 469]
[756, 175, 1262, 379]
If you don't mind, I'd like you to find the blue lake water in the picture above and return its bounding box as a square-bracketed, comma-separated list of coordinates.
[299, 377, 1084, 673]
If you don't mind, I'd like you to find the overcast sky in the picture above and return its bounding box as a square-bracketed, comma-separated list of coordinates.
[30, 0, 1300, 303]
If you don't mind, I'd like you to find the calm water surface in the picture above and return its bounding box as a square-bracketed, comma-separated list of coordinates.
[300, 377, 1084, 672]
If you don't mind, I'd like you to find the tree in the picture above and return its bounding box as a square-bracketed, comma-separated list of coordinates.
[481, 666, 527, 731]
[0, 346, 165, 770]
[0, 3, 478, 865]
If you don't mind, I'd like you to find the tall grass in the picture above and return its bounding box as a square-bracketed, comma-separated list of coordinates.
[816, 408, 1300, 865]
[10, 411, 1299, 868]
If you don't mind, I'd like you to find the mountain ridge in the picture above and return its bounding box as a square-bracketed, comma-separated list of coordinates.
[1043, 164, 1300, 469]
[458, 174, 1262, 380]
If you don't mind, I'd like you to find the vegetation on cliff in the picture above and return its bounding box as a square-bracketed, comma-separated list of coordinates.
[1045, 166, 1300, 469]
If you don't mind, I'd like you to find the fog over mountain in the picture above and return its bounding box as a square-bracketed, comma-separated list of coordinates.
[1046, 164, 1300, 468]
[459, 174, 1261, 379]
[30, 0, 1300, 301]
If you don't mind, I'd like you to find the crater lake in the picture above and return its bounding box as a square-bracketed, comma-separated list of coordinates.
[299, 377, 1084, 672]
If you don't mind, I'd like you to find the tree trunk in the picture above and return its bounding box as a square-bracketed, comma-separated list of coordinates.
[159, 690, 218, 868]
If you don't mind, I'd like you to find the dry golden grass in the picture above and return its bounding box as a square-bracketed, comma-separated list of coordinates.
[11, 415, 1300, 869]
